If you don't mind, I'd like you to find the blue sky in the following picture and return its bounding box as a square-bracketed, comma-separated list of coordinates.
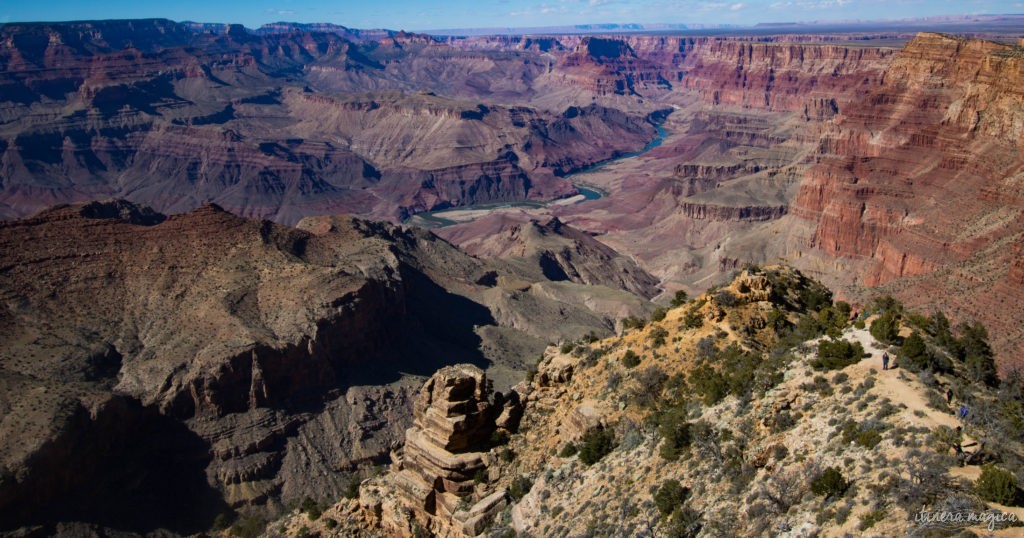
[2, 0, 1022, 31]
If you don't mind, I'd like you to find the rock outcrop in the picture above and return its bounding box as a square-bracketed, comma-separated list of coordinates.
[360, 365, 520, 537]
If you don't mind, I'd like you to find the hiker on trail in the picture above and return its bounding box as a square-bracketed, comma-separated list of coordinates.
[882, 351, 890, 371]
[946, 388, 954, 405]
[959, 404, 969, 421]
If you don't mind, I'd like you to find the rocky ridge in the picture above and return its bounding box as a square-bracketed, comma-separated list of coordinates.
[306, 266, 1024, 538]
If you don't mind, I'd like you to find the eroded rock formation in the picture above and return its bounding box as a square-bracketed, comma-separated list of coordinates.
[360, 364, 520, 537]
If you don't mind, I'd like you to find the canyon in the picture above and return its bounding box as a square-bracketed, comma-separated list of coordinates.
[2, 16, 1024, 536]
[0, 199, 657, 533]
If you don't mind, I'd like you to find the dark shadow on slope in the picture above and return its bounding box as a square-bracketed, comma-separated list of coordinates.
[231, 263, 496, 414]
[0, 395, 228, 535]
[538, 251, 571, 282]
[395, 264, 494, 374]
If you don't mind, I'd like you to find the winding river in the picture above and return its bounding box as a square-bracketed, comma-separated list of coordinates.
[410, 123, 667, 228]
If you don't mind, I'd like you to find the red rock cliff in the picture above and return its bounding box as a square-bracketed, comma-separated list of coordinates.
[792, 33, 1024, 371]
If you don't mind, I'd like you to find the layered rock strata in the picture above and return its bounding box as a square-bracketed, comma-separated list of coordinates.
[790, 33, 1024, 370]
[361, 364, 521, 537]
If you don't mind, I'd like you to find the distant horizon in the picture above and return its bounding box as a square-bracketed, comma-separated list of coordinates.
[2, 0, 1023, 33]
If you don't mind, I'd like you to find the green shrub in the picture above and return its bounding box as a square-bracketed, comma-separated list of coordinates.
[508, 476, 533, 502]
[299, 497, 322, 520]
[870, 311, 900, 344]
[560, 341, 575, 354]
[578, 427, 616, 466]
[559, 443, 578, 458]
[800, 375, 833, 397]
[975, 465, 1021, 506]
[344, 479, 360, 499]
[631, 366, 669, 408]
[622, 316, 646, 331]
[655, 406, 692, 461]
[670, 290, 689, 307]
[688, 364, 729, 405]
[810, 467, 849, 499]
[654, 479, 691, 516]
[682, 307, 703, 329]
[872, 295, 904, 314]
[649, 326, 669, 348]
[857, 429, 882, 448]
[324, 518, 338, 530]
[931, 311, 961, 357]
[229, 516, 267, 538]
[858, 509, 886, 531]
[715, 289, 741, 307]
[688, 342, 766, 404]
[959, 321, 997, 386]
[799, 283, 833, 312]
[906, 312, 933, 332]
[694, 337, 716, 362]
[818, 304, 850, 337]
[811, 338, 864, 370]
[622, 350, 641, 368]
[651, 307, 668, 322]
[767, 307, 789, 332]
[665, 506, 702, 538]
[966, 354, 999, 387]
[900, 331, 927, 366]
[959, 321, 992, 358]
[839, 420, 884, 448]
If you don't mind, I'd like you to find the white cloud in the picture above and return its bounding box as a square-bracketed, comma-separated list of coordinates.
[510, 3, 570, 17]
[730, 3, 744, 10]
[770, 0, 852, 8]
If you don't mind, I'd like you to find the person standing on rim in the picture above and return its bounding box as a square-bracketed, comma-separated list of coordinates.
[882, 351, 890, 371]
